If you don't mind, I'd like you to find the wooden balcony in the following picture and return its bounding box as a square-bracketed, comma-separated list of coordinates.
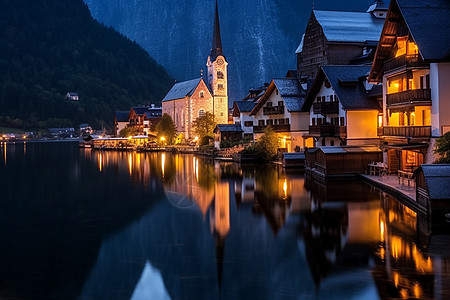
[378, 126, 431, 137]
[386, 89, 431, 107]
[263, 105, 285, 115]
[309, 125, 347, 138]
[253, 124, 290, 133]
[313, 102, 339, 115]
[384, 54, 426, 71]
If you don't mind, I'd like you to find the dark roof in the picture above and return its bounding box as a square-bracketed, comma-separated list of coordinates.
[162, 78, 202, 102]
[313, 9, 385, 43]
[145, 111, 162, 118]
[210, 0, 225, 61]
[67, 92, 78, 96]
[250, 78, 306, 115]
[283, 152, 305, 160]
[319, 146, 382, 154]
[235, 101, 256, 112]
[304, 65, 381, 111]
[414, 164, 450, 200]
[397, 0, 450, 61]
[214, 124, 243, 133]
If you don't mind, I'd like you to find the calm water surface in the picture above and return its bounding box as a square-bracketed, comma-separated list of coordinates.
[0, 141, 449, 300]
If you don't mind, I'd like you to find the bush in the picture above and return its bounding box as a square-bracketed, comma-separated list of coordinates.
[254, 126, 279, 161]
[434, 132, 450, 163]
[199, 135, 213, 146]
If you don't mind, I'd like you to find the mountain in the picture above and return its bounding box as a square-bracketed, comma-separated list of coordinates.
[0, 0, 173, 129]
[83, 0, 384, 101]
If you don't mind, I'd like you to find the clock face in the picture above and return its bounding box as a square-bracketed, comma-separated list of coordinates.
[217, 58, 224, 66]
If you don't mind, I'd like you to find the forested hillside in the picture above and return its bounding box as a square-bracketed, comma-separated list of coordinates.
[0, 0, 173, 129]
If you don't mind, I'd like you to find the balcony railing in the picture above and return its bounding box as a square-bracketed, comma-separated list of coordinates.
[386, 89, 431, 106]
[253, 124, 290, 133]
[378, 126, 431, 137]
[263, 105, 285, 115]
[309, 125, 347, 138]
[312, 102, 339, 115]
[384, 54, 425, 71]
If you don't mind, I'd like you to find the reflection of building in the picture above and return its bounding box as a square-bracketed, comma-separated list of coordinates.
[369, 0, 450, 173]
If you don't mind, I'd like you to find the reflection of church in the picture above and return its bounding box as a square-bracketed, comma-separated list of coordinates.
[162, 1, 229, 140]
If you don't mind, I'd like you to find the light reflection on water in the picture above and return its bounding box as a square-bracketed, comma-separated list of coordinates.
[0, 142, 449, 299]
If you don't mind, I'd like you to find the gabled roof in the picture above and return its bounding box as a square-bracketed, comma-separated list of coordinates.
[397, 0, 450, 61]
[115, 111, 129, 122]
[214, 124, 243, 133]
[162, 78, 203, 102]
[312, 10, 385, 43]
[369, 0, 450, 82]
[250, 78, 306, 115]
[304, 65, 381, 111]
[367, 1, 388, 13]
[414, 164, 450, 200]
[235, 101, 256, 113]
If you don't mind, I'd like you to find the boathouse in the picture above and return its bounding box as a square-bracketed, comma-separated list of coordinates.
[214, 124, 243, 148]
[282, 152, 305, 169]
[306, 146, 382, 178]
[413, 164, 450, 218]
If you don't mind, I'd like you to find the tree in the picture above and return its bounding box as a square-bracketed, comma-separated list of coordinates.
[119, 127, 138, 138]
[192, 112, 216, 140]
[155, 113, 176, 145]
[434, 132, 450, 163]
[254, 126, 279, 161]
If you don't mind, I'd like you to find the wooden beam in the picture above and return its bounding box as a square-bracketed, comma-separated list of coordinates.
[381, 43, 394, 47]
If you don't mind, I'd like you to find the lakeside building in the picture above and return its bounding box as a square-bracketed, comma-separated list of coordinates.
[303, 66, 382, 147]
[113, 105, 162, 137]
[296, 1, 387, 81]
[249, 78, 309, 152]
[368, 0, 450, 173]
[162, 1, 229, 140]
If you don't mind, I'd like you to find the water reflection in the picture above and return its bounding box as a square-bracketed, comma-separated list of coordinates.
[0, 144, 449, 299]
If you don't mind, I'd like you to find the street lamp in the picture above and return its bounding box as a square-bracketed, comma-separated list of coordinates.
[160, 136, 166, 146]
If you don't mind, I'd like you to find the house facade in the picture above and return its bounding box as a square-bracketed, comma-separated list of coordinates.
[128, 105, 162, 135]
[304, 66, 382, 147]
[249, 78, 309, 152]
[296, 1, 387, 81]
[162, 2, 229, 140]
[369, 0, 450, 173]
[114, 111, 129, 136]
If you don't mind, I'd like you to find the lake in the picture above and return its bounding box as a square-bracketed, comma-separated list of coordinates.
[0, 141, 449, 299]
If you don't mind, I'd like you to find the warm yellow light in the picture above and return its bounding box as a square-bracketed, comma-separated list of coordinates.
[393, 271, 399, 287]
[160, 137, 165, 141]
[23, 135, 27, 139]
[380, 220, 385, 242]
[161, 153, 166, 178]
[400, 289, 408, 299]
[283, 179, 287, 199]
[414, 283, 421, 299]
[194, 136, 199, 141]
[128, 136, 132, 140]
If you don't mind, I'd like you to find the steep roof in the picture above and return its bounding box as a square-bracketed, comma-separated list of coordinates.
[313, 10, 385, 43]
[115, 111, 129, 122]
[162, 78, 202, 102]
[369, 0, 450, 82]
[235, 101, 256, 112]
[304, 65, 381, 111]
[414, 164, 450, 200]
[397, 0, 450, 61]
[250, 78, 306, 115]
[210, 0, 225, 61]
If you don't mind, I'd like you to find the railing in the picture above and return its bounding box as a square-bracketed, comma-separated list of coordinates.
[263, 105, 285, 115]
[384, 54, 425, 71]
[309, 125, 347, 137]
[386, 89, 431, 106]
[312, 102, 339, 115]
[253, 124, 290, 133]
[379, 126, 431, 137]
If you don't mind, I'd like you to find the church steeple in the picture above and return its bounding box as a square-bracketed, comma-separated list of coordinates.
[210, 0, 225, 61]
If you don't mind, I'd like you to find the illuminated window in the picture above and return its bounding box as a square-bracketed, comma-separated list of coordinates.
[407, 41, 418, 55]
[198, 109, 205, 118]
[395, 37, 407, 57]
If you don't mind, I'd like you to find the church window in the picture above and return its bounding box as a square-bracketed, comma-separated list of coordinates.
[199, 109, 205, 118]
[218, 84, 224, 90]
[217, 71, 224, 79]
[200, 91, 204, 98]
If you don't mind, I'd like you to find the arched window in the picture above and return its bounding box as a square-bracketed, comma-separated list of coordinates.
[199, 109, 205, 118]
[200, 91, 204, 98]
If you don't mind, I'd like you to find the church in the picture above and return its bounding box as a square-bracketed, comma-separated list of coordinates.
[162, 1, 229, 140]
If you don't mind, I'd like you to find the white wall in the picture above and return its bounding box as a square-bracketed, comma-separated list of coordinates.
[430, 62, 450, 137]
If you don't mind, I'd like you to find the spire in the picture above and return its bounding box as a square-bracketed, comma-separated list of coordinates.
[210, 0, 225, 61]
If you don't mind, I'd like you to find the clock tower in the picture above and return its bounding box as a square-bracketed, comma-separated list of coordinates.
[207, 0, 228, 125]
